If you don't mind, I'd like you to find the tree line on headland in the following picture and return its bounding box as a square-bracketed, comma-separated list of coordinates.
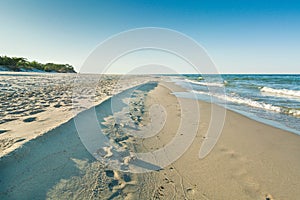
[0, 55, 76, 73]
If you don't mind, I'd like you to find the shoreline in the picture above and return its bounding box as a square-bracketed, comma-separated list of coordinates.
[174, 74, 300, 136]
[223, 105, 300, 136]
[138, 81, 300, 199]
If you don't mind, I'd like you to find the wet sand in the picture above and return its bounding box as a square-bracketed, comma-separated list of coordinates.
[138, 81, 300, 200]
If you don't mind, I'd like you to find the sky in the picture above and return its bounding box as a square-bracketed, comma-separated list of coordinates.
[0, 0, 299, 73]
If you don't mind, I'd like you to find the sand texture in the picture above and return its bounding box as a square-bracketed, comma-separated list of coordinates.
[0, 73, 154, 157]
[137, 82, 300, 200]
[1, 76, 300, 199]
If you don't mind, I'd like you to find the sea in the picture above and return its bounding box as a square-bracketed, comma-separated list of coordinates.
[172, 74, 300, 135]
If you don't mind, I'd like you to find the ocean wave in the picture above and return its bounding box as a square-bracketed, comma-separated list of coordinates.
[191, 90, 300, 117]
[260, 87, 300, 98]
[184, 79, 225, 87]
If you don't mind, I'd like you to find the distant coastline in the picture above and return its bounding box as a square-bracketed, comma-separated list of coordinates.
[0, 55, 76, 73]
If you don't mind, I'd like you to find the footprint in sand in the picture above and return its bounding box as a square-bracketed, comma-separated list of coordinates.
[265, 194, 274, 200]
[153, 185, 165, 199]
[186, 187, 195, 195]
[108, 179, 120, 191]
[105, 169, 138, 199]
[105, 170, 115, 178]
[219, 147, 262, 199]
[23, 117, 37, 123]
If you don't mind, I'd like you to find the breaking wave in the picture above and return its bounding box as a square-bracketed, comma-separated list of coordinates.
[191, 90, 300, 117]
[260, 87, 300, 98]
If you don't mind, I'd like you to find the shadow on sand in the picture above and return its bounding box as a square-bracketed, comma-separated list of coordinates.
[0, 82, 158, 199]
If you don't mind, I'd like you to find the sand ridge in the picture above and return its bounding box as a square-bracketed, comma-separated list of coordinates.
[0, 73, 156, 157]
[0, 77, 160, 199]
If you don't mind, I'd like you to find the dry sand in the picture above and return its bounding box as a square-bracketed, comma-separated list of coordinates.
[0, 72, 154, 157]
[1, 77, 300, 200]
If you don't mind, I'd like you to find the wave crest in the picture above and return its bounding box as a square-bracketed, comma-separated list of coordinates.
[184, 79, 224, 87]
[191, 90, 300, 117]
[260, 87, 300, 98]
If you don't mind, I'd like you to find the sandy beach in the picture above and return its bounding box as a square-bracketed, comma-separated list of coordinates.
[0, 73, 154, 157]
[139, 81, 300, 200]
[2, 1, 300, 199]
[1, 76, 300, 199]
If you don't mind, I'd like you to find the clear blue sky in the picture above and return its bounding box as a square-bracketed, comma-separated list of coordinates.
[0, 0, 299, 73]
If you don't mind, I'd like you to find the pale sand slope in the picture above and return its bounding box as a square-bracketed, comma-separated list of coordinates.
[138, 81, 300, 200]
[0, 73, 155, 157]
[0, 83, 159, 200]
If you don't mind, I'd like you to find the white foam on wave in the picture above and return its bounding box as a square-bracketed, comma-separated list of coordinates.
[184, 79, 224, 87]
[260, 87, 300, 98]
[191, 90, 300, 117]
